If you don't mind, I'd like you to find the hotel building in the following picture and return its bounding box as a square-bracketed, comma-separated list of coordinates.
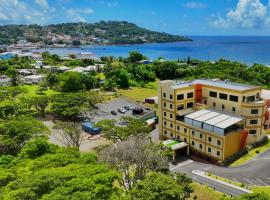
[158, 79, 266, 161]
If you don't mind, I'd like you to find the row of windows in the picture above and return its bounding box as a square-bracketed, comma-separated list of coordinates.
[212, 102, 236, 112]
[164, 102, 194, 110]
[177, 92, 194, 100]
[209, 91, 239, 102]
[190, 140, 221, 157]
[163, 93, 173, 99]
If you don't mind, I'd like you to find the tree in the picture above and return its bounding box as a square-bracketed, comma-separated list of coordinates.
[53, 121, 83, 147]
[128, 51, 147, 63]
[0, 116, 49, 155]
[6, 67, 18, 86]
[46, 73, 58, 88]
[32, 95, 50, 117]
[232, 192, 269, 200]
[156, 61, 179, 80]
[58, 72, 83, 92]
[99, 136, 168, 190]
[97, 117, 150, 142]
[129, 172, 186, 200]
[18, 138, 57, 159]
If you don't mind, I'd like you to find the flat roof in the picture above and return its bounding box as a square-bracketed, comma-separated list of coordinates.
[185, 109, 210, 120]
[214, 117, 243, 129]
[170, 79, 260, 91]
[204, 114, 231, 125]
[185, 109, 243, 130]
[194, 111, 220, 122]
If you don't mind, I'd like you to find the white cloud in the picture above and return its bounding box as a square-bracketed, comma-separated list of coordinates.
[35, 0, 49, 9]
[184, 2, 207, 9]
[0, 0, 51, 24]
[213, 0, 270, 29]
[66, 8, 94, 22]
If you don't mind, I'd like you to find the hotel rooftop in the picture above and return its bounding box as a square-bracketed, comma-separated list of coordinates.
[170, 79, 260, 91]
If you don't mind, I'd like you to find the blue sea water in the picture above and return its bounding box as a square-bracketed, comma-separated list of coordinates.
[37, 36, 270, 65]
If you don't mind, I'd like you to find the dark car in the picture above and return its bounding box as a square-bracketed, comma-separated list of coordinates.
[111, 110, 117, 115]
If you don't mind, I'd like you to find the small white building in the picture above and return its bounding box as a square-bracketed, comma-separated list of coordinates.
[18, 69, 33, 76]
[68, 67, 91, 73]
[0, 75, 12, 86]
[42, 65, 58, 72]
[24, 75, 45, 84]
[58, 66, 70, 72]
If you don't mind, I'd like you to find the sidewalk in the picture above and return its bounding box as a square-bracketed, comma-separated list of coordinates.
[192, 170, 252, 194]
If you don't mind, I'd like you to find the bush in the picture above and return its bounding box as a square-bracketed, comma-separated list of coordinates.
[222, 147, 248, 166]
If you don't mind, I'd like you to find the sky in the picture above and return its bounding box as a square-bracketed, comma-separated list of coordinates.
[1, 0, 270, 36]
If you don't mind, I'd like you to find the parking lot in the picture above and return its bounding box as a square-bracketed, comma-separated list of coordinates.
[86, 98, 153, 123]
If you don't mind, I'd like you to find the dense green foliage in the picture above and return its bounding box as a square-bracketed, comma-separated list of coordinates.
[0, 21, 190, 45]
[0, 140, 121, 200]
[129, 172, 186, 200]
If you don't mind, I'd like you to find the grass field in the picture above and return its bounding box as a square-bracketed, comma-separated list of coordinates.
[20, 85, 59, 98]
[230, 140, 270, 167]
[252, 186, 270, 198]
[189, 183, 226, 200]
[117, 80, 158, 102]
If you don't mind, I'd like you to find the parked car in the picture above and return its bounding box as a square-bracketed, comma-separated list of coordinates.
[111, 110, 117, 115]
[124, 105, 133, 111]
[118, 121, 129, 126]
[118, 108, 127, 114]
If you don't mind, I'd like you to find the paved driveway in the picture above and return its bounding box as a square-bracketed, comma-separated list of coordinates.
[171, 149, 270, 187]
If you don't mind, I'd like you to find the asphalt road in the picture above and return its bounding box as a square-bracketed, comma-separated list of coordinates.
[170, 149, 270, 196]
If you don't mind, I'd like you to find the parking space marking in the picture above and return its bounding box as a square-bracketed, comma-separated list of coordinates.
[170, 160, 194, 170]
[244, 178, 254, 185]
[203, 167, 212, 171]
[256, 178, 268, 186]
[231, 178, 239, 183]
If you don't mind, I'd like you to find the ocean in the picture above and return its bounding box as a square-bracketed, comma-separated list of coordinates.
[35, 36, 270, 65]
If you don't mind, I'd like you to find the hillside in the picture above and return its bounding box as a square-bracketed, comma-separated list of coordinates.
[0, 21, 191, 46]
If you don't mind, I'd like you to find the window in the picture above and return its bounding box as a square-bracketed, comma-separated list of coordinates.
[170, 104, 173, 109]
[217, 151, 220, 156]
[250, 120, 258, 125]
[164, 130, 167, 135]
[170, 94, 173, 100]
[251, 109, 259, 114]
[164, 121, 167, 126]
[163, 93, 166, 98]
[204, 100, 207, 104]
[213, 102, 216, 107]
[170, 123, 173, 128]
[177, 94, 184, 100]
[222, 104, 225, 110]
[200, 134, 203, 139]
[247, 96, 255, 102]
[177, 135, 180, 140]
[249, 130, 257, 135]
[177, 104, 184, 110]
[192, 130, 195, 136]
[208, 147, 211, 153]
[217, 140, 221, 146]
[163, 112, 166, 117]
[170, 114, 173, 119]
[232, 107, 236, 112]
[184, 138, 187, 142]
[187, 92, 194, 98]
[177, 126, 180, 131]
[208, 137, 212, 142]
[209, 91, 217, 98]
[163, 102, 166, 107]
[242, 96, 246, 102]
[191, 141, 195, 146]
[170, 133, 173, 137]
[184, 128, 187, 133]
[230, 95, 239, 102]
[219, 93, 228, 100]
[187, 102, 194, 108]
[199, 144, 203, 149]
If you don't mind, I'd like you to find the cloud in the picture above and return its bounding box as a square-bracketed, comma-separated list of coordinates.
[97, 0, 119, 7]
[35, 0, 49, 9]
[66, 8, 94, 22]
[0, 0, 51, 24]
[212, 0, 270, 29]
[184, 2, 207, 9]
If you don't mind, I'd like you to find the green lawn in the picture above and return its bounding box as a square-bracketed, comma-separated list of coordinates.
[20, 85, 59, 98]
[117, 80, 158, 102]
[230, 140, 270, 167]
[252, 186, 270, 198]
[189, 183, 226, 200]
